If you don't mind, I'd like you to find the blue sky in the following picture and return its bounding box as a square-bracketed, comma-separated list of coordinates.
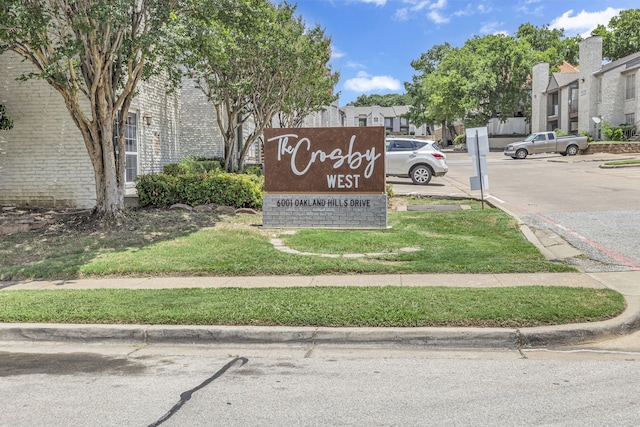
[291, 0, 638, 106]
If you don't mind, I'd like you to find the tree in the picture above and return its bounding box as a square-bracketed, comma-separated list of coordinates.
[406, 24, 581, 130]
[462, 34, 535, 126]
[0, 1, 182, 218]
[515, 23, 580, 67]
[275, 26, 339, 128]
[347, 93, 413, 107]
[592, 9, 640, 61]
[181, 0, 338, 171]
[404, 43, 455, 129]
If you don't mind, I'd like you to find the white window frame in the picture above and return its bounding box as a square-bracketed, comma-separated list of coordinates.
[625, 74, 636, 100]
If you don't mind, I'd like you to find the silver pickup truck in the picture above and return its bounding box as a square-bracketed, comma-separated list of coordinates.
[504, 132, 589, 159]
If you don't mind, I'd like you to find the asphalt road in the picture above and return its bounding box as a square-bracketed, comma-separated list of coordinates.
[2, 342, 640, 427]
[398, 150, 640, 272]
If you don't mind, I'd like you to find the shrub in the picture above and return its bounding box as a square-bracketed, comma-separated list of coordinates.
[162, 163, 187, 176]
[136, 172, 264, 209]
[453, 134, 466, 145]
[244, 165, 264, 177]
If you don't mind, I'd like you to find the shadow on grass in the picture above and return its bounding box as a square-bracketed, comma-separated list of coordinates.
[0, 207, 228, 280]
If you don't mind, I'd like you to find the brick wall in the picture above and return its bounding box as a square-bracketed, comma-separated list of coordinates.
[263, 194, 388, 228]
[584, 143, 640, 154]
[179, 78, 225, 160]
[0, 51, 96, 208]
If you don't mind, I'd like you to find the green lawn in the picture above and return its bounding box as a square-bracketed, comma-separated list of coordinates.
[0, 199, 574, 280]
[1, 198, 614, 328]
[0, 286, 624, 328]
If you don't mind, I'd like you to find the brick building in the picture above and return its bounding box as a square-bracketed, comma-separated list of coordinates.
[532, 36, 640, 139]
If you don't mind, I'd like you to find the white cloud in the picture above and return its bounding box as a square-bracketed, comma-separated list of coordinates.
[344, 71, 402, 93]
[480, 21, 505, 35]
[331, 45, 346, 60]
[550, 7, 622, 38]
[428, 10, 449, 24]
[396, 0, 449, 23]
[355, 0, 387, 5]
[393, 7, 410, 21]
[346, 60, 365, 68]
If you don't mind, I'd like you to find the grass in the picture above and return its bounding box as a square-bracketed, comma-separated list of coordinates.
[2, 198, 616, 328]
[0, 286, 625, 328]
[0, 199, 574, 280]
[603, 159, 640, 166]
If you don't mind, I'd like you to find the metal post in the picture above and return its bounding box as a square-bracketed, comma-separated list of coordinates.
[475, 130, 485, 209]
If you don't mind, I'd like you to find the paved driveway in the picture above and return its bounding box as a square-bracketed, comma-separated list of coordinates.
[390, 150, 640, 272]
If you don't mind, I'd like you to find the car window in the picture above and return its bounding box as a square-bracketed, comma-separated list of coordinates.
[547, 132, 555, 140]
[414, 142, 428, 150]
[388, 140, 415, 151]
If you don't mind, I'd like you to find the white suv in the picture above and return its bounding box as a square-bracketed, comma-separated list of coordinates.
[385, 137, 448, 185]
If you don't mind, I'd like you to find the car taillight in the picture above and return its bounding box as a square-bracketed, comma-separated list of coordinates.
[433, 153, 444, 159]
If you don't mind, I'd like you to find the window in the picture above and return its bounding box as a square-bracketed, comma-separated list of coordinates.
[626, 113, 635, 125]
[388, 140, 414, 151]
[597, 78, 602, 103]
[358, 117, 366, 127]
[384, 117, 393, 132]
[399, 117, 409, 133]
[114, 112, 139, 183]
[626, 74, 636, 99]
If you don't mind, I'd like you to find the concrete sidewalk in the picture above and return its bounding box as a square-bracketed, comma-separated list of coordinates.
[1, 271, 639, 350]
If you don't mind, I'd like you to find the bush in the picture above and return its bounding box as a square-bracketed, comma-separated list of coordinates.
[453, 134, 466, 145]
[163, 158, 222, 176]
[244, 165, 264, 177]
[136, 172, 264, 209]
[162, 163, 187, 176]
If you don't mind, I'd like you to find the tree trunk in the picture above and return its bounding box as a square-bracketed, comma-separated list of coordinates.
[82, 114, 126, 219]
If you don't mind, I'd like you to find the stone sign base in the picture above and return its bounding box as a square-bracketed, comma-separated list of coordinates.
[263, 194, 387, 229]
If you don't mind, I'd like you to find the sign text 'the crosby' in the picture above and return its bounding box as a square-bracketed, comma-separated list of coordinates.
[267, 133, 381, 189]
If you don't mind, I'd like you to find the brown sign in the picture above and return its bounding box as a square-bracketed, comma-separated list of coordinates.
[263, 127, 385, 193]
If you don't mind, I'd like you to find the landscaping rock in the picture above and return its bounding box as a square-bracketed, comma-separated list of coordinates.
[215, 206, 236, 215]
[235, 208, 259, 215]
[169, 203, 193, 211]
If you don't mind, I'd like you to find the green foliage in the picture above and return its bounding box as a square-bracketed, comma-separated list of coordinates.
[454, 134, 466, 145]
[592, 9, 640, 61]
[516, 23, 580, 66]
[348, 93, 413, 107]
[163, 157, 223, 176]
[601, 120, 634, 141]
[244, 165, 264, 177]
[385, 183, 395, 198]
[179, 0, 338, 171]
[554, 128, 569, 137]
[407, 24, 581, 128]
[136, 172, 264, 209]
[0, 104, 13, 130]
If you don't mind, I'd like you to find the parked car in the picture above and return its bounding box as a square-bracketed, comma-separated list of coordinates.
[385, 137, 448, 185]
[503, 131, 589, 159]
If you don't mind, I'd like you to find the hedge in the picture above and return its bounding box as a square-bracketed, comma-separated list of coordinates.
[136, 172, 264, 209]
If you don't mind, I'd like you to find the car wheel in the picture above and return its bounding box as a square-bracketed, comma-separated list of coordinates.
[566, 145, 578, 156]
[516, 149, 528, 159]
[410, 165, 433, 185]
[511, 156, 517, 159]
